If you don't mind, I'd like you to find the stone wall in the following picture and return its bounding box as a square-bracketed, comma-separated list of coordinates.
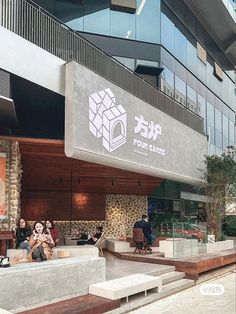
[0, 140, 22, 231]
[105, 194, 147, 238]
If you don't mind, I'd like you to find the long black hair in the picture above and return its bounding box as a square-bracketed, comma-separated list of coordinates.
[33, 221, 49, 234]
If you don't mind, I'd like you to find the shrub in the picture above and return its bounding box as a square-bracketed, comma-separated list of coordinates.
[223, 216, 236, 236]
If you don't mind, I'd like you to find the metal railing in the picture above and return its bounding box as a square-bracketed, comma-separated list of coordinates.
[0, 0, 204, 134]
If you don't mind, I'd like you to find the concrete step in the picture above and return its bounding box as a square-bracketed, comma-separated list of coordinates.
[158, 271, 185, 285]
[161, 278, 195, 294]
[145, 265, 176, 277]
[105, 278, 195, 314]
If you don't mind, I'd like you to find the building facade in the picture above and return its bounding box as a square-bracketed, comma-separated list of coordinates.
[0, 0, 235, 233]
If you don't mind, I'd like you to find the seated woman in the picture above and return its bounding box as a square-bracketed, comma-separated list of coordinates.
[15, 218, 32, 253]
[45, 220, 59, 246]
[29, 221, 54, 262]
[77, 226, 103, 245]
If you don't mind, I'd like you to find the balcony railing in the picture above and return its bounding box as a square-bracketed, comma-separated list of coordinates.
[0, 0, 204, 134]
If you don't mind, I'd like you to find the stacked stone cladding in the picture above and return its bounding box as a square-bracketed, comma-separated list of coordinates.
[0, 140, 22, 231]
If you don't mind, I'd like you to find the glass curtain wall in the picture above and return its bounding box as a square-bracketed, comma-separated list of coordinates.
[65, 0, 161, 43]
[34, 0, 235, 155]
[160, 8, 235, 156]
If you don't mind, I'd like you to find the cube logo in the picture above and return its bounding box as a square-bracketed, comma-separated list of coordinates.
[89, 88, 127, 152]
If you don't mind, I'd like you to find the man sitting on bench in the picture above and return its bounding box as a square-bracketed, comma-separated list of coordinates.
[134, 214, 155, 249]
[77, 226, 103, 246]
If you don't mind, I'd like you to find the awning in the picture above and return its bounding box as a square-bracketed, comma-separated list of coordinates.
[181, 191, 207, 202]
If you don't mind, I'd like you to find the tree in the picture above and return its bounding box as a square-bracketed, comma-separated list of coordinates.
[200, 151, 236, 241]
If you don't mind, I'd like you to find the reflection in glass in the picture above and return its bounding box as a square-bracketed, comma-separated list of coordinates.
[113, 56, 135, 71]
[187, 40, 197, 74]
[215, 108, 222, 149]
[207, 62, 214, 91]
[66, 17, 84, 31]
[207, 102, 215, 145]
[197, 59, 206, 84]
[84, 8, 110, 35]
[111, 10, 135, 39]
[222, 114, 229, 150]
[175, 75, 186, 107]
[197, 94, 206, 134]
[187, 85, 198, 114]
[161, 13, 174, 54]
[228, 80, 236, 112]
[136, 0, 160, 43]
[229, 120, 234, 146]
[174, 28, 187, 65]
[161, 67, 174, 98]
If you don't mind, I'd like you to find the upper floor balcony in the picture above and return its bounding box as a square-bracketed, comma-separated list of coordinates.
[0, 0, 203, 135]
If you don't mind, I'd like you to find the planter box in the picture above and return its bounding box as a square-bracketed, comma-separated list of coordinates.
[206, 240, 234, 253]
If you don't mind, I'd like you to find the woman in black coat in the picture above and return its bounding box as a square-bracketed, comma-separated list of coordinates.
[15, 218, 32, 253]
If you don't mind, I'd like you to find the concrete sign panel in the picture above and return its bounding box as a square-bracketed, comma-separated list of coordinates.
[65, 61, 207, 185]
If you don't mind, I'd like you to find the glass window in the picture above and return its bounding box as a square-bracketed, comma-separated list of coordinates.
[207, 101, 215, 145]
[187, 40, 197, 74]
[136, 0, 160, 43]
[222, 114, 229, 150]
[207, 62, 214, 91]
[111, 10, 135, 39]
[197, 59, 206, 84]
[198, 94, 206, 133]
[222, 74, 229, 105]
[214, 75, 222, 99]
[161, 13, 174, 54]
[229, 119, 235, 146]
[161, 66, 174, 98]
[175, 75, 186, 107]
[174, 27, 187, 65]
[229, 80, 236, 112]
[113, 56, 135, 70]
[215, 108, 222, 149]
[66, 17, 84, 31]
[187, 85, 198, 114]
[84, 8, 110, 35]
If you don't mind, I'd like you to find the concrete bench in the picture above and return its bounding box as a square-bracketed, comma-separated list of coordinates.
[89, 274, 162, 302]
[0, 309, 14, 314]
[6, 249, 28, 259]
[106, 239, 160, 253]
[0, 256, 105, 312]
[53, 245, 98, 258]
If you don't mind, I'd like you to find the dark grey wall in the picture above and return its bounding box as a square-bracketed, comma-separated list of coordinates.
[0, 69, 10, 98]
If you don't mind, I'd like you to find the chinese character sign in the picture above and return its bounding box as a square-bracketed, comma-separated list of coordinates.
[0, 153, 6, 218]
[134, 115, 162, 140]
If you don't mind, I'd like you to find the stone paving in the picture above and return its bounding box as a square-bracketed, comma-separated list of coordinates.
[128, 271, 236, 314]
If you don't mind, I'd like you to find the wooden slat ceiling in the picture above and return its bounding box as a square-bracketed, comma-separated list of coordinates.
[17, 138, 163, 195]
